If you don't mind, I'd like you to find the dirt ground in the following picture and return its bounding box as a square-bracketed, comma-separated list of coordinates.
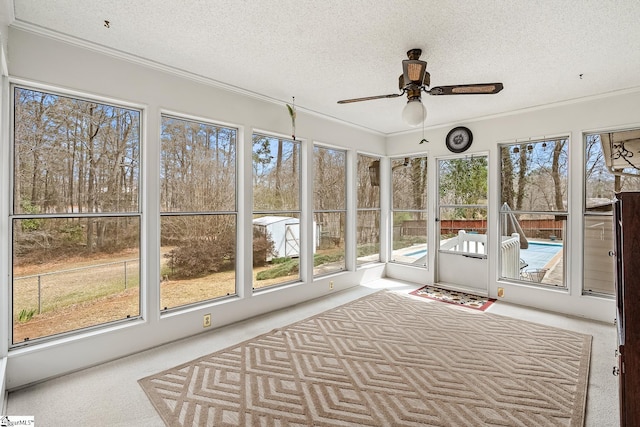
[12, 258, 298, 344]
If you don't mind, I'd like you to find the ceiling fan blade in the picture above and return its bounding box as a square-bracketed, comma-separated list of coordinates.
[337, 93, 402, 104]
[428, 83, 504, 95]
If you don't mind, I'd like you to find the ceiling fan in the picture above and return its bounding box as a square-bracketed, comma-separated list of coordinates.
[337, 48, 504, 126]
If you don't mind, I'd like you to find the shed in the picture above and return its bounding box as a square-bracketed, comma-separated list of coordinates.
[253, 216, 317, 261]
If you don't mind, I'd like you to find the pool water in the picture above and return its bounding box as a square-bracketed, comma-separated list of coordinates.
[405, 249, 427, 257]
[520, 241, 562, 270]
[403, 241, 562, 271]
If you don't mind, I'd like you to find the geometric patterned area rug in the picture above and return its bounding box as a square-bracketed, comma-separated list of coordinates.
[410, 284, 496, 311]
[139, 291, 591, 427]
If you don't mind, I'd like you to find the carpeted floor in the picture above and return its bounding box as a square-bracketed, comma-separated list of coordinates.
[410, 284, 496, 311]
[139, 290, 591, 426]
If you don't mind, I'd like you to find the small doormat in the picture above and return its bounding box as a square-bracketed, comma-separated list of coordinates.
[410, 284, 496, 311]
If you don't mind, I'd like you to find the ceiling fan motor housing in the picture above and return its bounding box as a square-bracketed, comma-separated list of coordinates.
[406, 49, 422, 60]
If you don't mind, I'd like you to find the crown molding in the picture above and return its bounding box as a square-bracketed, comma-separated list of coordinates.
[389, 86, 640, 138]
[10, 20, 385, 137]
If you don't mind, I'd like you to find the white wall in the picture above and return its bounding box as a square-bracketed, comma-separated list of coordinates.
[385, 89, 640, 322]
[3, 28, 386, 389]
[0, 1, 11, 72]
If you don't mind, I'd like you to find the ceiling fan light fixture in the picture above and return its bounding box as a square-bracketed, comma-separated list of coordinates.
[336, 49, 504, 129]
[402, 98, 426, 127]
[402, 59, 427, 85]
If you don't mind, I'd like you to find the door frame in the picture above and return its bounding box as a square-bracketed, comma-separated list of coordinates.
[434, 152, 490, 293]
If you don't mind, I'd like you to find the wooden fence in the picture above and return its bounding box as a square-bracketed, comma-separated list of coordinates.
[399, 218, 564, 240]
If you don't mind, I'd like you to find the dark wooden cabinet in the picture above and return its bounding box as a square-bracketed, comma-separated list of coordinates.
[613, 192, 640, 426]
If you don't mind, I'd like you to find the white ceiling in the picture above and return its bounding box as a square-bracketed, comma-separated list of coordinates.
[8, 0, 640, 135]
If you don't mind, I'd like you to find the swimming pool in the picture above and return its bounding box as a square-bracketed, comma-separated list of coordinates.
[403, 241, 561, 269]
[520, 241, 563, 270]
[405, 248, 427, 257]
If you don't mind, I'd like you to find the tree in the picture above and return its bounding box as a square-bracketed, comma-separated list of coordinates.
[252, 134, 300, 212]
[551, 140, 567, 210]
[13, 87, 141, 259]
[501, 146, 515, 209]
[516, 144, 528, 210]
[439, 157, 487, 219]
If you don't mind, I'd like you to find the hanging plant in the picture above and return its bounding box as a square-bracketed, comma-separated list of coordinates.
[286, 97, 296, 140]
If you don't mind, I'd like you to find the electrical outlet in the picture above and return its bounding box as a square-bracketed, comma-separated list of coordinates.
[203, 313, 211, 328]
[329, 281, 334, 290]
[497, 287, 505, 298]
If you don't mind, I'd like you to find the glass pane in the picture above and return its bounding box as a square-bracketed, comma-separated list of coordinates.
[584, 132, 640, 210]
[583, 215, 614, 295]
[583, 133, 625, 297]
[160, 214, 236, 309]
[314, 212, 345, 275]
[499, 141, 567, 288]
[253, 213, 301, 290]
[12, 216, 140, 343]
[392, 156, 427, 210]
[14, 87, 140, 214]
[161, 116, 236, 212]
[498, 213, 565, 287]
[439, 207, 487, 256]
[589, 129, 640, 178]
[499, 139, 568, 212]
[391, 211, 427, 266]
[357, 154, 380, 208]
[314, 146, 346, 210]
[356, 210, 380, 265]
[439, 157, 488, 206]
[499, 208, 528, 280]
[253, 135, 300, 211]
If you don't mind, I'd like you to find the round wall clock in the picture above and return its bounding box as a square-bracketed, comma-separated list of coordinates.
[445, 126, 473, 153]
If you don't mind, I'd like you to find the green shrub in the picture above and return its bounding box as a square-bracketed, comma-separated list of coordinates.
[18, 308, 37, 322]
[256, 258, 299, 280]
[313, 253, 344, 266]
[256, 251, 346, 281]
[356, 243, 379, 257]
[60, 223, 84, 243]
[270, 257, 291, 264]
[20, 200, 43, 232]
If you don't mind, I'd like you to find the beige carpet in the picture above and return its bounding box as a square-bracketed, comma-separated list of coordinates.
[139, 291, 591, 426]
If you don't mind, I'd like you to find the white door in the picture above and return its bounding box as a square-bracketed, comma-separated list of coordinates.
[436, 154, 489, 293]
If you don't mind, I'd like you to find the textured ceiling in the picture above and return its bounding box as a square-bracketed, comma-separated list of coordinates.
[9, 0, 640, 135]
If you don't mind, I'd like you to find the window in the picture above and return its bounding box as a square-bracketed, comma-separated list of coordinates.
[11, 86, 141, 344]
[252, 134, 301, 289]
[391, 156, 428, 266]
[356, 154, 381, 265]
[498, 139, 568, 288]
[583, 130, 640, 296]
[160, 115, 237, 309]
[313, 146, 346, 276]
